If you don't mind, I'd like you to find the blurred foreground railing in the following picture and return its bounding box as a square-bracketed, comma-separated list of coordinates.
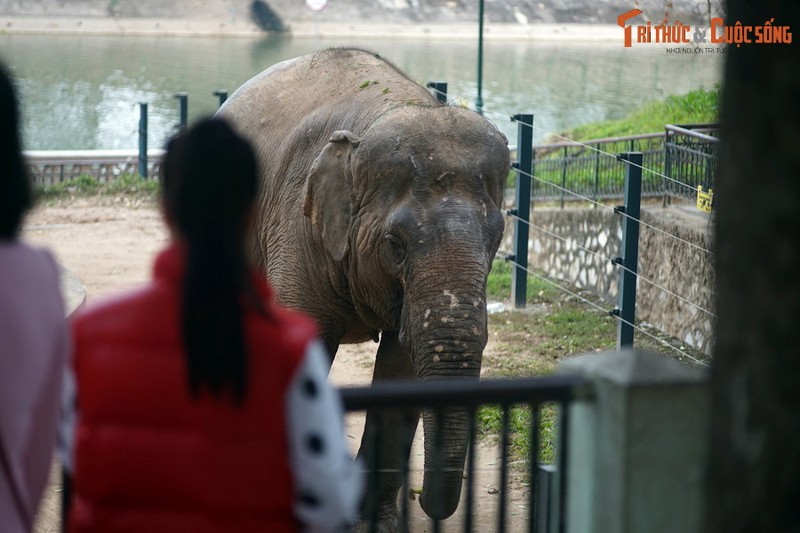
[339, 375, 592, 533]
[338, 350, 709, 533]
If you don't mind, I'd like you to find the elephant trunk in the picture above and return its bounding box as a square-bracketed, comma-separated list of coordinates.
[404, 285, 487, 520]
[419, 407, 472, 519]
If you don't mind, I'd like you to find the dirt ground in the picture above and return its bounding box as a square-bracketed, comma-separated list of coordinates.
[24, 197, 530, 533]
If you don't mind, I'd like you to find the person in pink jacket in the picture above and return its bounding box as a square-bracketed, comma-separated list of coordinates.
[61, 117, 363, 532]
[0, 61, 70, 533]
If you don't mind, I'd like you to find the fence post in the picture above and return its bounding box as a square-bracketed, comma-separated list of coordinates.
[662, 127, 671, 207]
[593, 150, 600, 203]
[213, 89, 228, 108]
[138, 102, 148, 179]
[426, 81, 448, 103]
[612, 152, 642, 349]
[174, 92, 188, 130]
[510, 114, 533, 308]
[560, 146, 568, 209]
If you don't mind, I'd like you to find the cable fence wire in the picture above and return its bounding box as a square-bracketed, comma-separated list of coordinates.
[505, 161, 716, 356]
[506, 212, 716, 321]
[500, 113, 715, 360]
[499, 249, 710, 368]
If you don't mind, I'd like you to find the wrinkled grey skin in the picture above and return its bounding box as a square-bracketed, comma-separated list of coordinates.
[218, 47, 509, 531]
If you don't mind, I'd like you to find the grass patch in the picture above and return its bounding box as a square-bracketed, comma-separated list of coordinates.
[35, 174, 159, 203]
[477, 403, 559, 464]
[562, 85, 721, 141]
[487, 258, 561, 305]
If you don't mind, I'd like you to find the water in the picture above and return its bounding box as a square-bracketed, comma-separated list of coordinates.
[0, 33, 721, 150]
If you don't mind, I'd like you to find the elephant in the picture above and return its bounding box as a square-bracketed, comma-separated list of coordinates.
[217, 47, 510, 530]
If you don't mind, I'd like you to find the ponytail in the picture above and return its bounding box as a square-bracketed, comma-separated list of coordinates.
[162, 118, 259, 404]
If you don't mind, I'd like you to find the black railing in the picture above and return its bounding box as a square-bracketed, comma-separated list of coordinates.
[663, 124, 719, 204]
[529, 133, 664, 205]
[24, 149, 164, 185]
[339, 375, 592, 533]
[522, 125, 719, 207]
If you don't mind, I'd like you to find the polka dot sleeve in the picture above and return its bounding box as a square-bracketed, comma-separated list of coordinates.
[286, 340, 364, 531]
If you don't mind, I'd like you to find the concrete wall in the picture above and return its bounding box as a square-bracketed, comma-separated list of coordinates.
[504, 205, 715, 354]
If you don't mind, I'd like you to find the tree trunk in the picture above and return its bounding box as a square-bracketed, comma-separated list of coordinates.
[706, 1, 800, 531]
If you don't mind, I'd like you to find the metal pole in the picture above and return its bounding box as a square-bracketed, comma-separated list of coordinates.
[138, 102, 148, 179]
[476, 0, 484, 113]
[594, 149, 600, 203]
[560, 146, 568, 209]
[662, 127, 671, 207]
[426, 81, 448, 104]
[510, 114, 534, 308]
[612, 152, 643, 349]
[213, 89, 228, 108]
[174, 92, 188, 130]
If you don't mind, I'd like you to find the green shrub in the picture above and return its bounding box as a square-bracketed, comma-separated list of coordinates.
[564, 85, 721, 141]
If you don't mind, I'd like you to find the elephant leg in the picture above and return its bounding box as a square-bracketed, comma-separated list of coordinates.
[321, 337, 339, 367]
[356, 331, 420, 533]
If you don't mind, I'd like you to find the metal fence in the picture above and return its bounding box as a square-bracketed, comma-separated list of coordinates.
[528, 124, 718, 206]
[24, 149, 164, 186]
[339, 375, 592, 533]
[529, 133, 664, 205]
[663, 124, 719, 204]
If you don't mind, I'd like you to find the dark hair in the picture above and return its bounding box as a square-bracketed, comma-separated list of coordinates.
[162, 117, 260, 404]
[0, 61, 33, 240]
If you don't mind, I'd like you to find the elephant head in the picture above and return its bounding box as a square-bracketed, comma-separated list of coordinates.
[303, 105, 510, 520]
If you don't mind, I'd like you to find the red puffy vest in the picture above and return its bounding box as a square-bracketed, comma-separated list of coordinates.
[69, 245, 317, 533]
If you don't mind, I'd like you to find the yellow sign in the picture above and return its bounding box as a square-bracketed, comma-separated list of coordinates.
[697, 186, 714, 212]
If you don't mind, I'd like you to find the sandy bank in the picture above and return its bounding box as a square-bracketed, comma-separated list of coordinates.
[0, 15, 621, 41]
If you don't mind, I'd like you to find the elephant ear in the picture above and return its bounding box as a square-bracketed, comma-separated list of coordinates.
[303, 130, 361, 261]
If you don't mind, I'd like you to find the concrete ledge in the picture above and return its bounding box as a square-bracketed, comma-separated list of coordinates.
[560, 349, 708, 385]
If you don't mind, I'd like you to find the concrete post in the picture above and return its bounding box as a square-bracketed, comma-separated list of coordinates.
[558, 350, 709, 533]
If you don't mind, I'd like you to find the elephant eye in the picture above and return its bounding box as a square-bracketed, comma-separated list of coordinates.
[384, 233, 406, 267]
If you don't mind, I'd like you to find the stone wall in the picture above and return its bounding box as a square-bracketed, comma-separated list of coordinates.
[504, 205, 715, 354]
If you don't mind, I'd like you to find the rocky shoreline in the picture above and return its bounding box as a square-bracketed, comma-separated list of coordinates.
[0, 15, 621, 41]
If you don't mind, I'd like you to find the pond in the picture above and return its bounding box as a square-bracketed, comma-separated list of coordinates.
[0, 32, 722, 150]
